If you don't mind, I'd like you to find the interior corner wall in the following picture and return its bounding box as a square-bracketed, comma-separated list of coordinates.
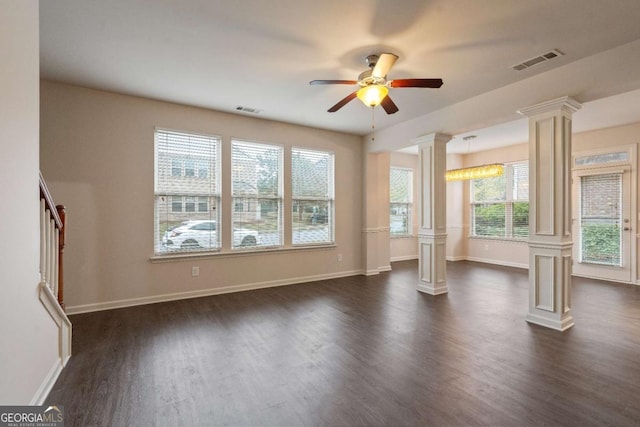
[0, 1, 60, 404]
[39, 81, 364, 312]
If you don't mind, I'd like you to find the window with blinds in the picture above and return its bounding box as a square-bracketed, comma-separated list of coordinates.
[155, 129, 220, 254]
[390, 167, 413, 236]
[292, 148, 335, 245]
[231, 140, 283, 249]
[471, 161, 528, 239]
[579, 173, 622, 266]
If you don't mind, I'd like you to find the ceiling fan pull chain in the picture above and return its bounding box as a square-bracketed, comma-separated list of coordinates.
[371, 107, 375, 141]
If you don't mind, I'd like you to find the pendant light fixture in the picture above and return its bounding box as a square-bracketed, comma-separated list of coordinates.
[445, 135, 504, 181]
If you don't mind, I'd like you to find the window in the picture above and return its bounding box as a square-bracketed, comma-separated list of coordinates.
[390, 167, 413, 236]
[292, 148, 335, 245]
[171, 160, 182, 177]
[155, 129, 220, 254]
[184, 160, 195, 177]
[471, 162, 529, 239]
[579, 173, 622, 266]
[231, 140, 282, 249]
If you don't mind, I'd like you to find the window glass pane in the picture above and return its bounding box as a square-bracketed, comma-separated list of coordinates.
[390, 168, 412, 236]
[232, 140, 283, 248]
[171, 160, 182, 177]
[155, 130, 220, 254]
[471, 161, 528, 239]
[513, 202, 529, 238]
[390, 168, 412, 203]
[473, 203, 506, 237]
[185, 196, 196, 212]
[472, 174, 506, 202]
[292, 200, 333, 244]
[197, 196, 209, 212]
[184, 160, 195, 177]
[512, 162, 529, 201]
[575, 152, 628, 167]
[580, 173, 622, 266]
[292, 148, 334, 245]
[171, 196, 182, 213]
[197, 161, 208, 179]
[390, 203, 410, 235]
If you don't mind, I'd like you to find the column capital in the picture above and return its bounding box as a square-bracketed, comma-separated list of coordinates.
[517, 96, 582, 117]
[411, 132, 452, 146]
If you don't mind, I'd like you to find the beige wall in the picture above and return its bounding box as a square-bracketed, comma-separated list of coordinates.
[40, 81, 364, 312]
[0, 1, 60, 404]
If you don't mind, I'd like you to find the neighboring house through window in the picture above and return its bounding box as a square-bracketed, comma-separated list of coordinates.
[292, 147, 335, 245]
[231, 139, 283, 249]
[155, 129, 221, 254]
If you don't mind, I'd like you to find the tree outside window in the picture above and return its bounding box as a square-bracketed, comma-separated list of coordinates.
[471, 162, 528, 239]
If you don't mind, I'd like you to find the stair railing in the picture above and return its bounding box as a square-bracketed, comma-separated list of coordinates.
[39, 172, 66, 310]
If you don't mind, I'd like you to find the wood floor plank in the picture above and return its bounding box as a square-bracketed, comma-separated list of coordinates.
[46, 261, 640, 426]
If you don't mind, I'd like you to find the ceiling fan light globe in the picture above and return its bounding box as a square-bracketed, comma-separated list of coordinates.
[356, 85, 388, 107]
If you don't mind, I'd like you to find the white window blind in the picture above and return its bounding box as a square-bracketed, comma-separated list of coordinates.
[292, 148, 335, 245]
[579, 173, 622, 266]
[390, 168, 413, 235]
[471, 162, 528, 239]
[231, 140, 283, 248]
[155, 129, 220, 254]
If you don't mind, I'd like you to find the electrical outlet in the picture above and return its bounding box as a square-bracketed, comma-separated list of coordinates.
[191, 266, 199, 277]
[337, 253, 343, 262]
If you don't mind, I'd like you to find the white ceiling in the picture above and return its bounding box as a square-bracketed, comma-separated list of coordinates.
[39, 0, 640, 153]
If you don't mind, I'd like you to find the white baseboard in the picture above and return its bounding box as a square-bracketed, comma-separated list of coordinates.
[66, 269, 364, 315]
[30, 357, 62, 405]
[390, 255, 418, 262]
[463, 256, 529, 270]
[446, 256, 467, 262]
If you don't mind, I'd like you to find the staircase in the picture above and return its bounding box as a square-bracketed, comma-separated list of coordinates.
[38, 172, 72, 368]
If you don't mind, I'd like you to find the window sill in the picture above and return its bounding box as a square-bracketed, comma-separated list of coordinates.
[150, 243, 337, 263]
[468, 236, 528, 244]
[391, 234, 416, 239]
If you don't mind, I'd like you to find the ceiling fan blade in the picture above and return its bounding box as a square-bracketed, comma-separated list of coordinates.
[390, 78, 444, 88]
[380, 95, 399, 114]
[310, 80, 358, 85]
[328, 92, 358, 112]
[372, 53, 398, 78]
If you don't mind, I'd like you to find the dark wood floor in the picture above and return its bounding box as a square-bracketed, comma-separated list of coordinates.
[47, 261, 640, 426]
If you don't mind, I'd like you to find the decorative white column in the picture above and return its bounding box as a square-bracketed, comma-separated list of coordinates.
[362, 151, 391, 275]
[414, 133, 452, 294]
[518, 96, 581, 331]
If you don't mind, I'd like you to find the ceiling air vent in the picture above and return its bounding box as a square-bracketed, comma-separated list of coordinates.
[512, 49, 564, 71]
[235, 106, 263, 114]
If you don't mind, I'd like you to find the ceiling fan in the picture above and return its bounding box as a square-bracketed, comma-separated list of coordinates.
[310, 53, 443, 114]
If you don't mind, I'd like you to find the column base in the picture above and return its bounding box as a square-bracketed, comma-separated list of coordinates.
[417, 282, 448, 295]
[526, 312, 575, 331]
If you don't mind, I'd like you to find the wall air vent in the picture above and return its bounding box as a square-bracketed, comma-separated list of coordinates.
[512, 49, 564, 71]
[235, 106, 263, 114]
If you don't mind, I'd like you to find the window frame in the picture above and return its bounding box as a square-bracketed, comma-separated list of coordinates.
[291, 147, 336, 246]
[470, 161, 529, 241]
[389, 167, 414, 237]
[154, 128, 221, 256]
[231, 139, 284, 250]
